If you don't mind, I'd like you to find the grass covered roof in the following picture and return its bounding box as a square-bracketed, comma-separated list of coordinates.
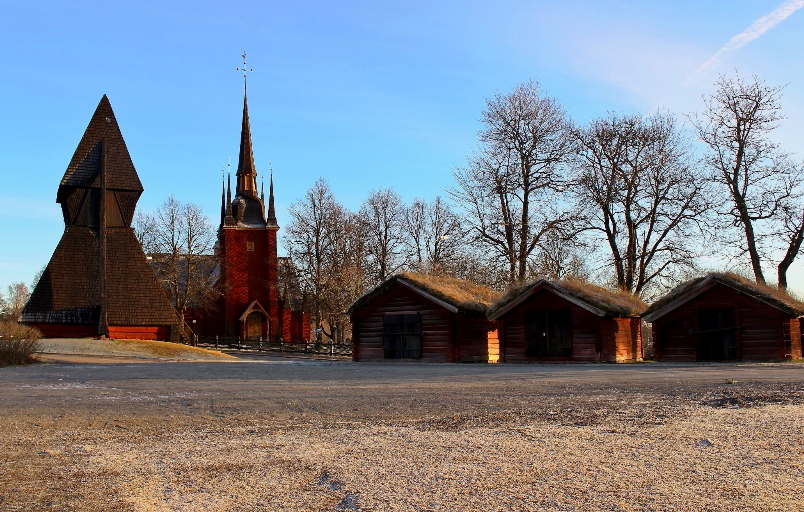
[488, 278, 646, 319]
[348, 273, 501, 315]
[643, 272, 804, 319]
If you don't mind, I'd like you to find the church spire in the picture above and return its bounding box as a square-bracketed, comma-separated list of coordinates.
[267, 172, 278, 227]
[220, 167, 226, 226]
[235, 53, 257, 198]
[224, 171, 234, 226]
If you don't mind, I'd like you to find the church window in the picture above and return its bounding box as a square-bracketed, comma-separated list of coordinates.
[247, 241, 254, 252]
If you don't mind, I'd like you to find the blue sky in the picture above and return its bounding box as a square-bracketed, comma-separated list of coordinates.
[1, 0, 803, 295]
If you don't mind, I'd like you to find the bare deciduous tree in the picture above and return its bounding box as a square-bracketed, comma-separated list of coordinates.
[451, 80, 577, 284]
[285, 179, 366, 343]
[359, 188, 405, 284]
[134, 196, 218, 321]
[528, 230, 589, 281]
[692, 73, 804, 288]
[1, 282, 30, 321]
[403, 196, 465, 275]
[573, 112, 708, 296]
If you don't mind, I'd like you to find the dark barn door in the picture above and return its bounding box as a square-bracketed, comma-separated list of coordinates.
[383, 314, 422, 358]
[526, 309, 572, 357]
[698, 308, 737, 361]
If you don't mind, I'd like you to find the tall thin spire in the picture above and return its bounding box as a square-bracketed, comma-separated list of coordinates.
[235, 52, 257, 198]
[267, 172, 277, 227]
[224, 171, 234, 226]
[220, 167, 226, 226]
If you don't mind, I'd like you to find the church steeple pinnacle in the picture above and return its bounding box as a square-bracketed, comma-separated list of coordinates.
[267, 172, 277, 227]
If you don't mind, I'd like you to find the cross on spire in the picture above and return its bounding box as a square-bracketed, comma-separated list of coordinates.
[235, 52, 254, 90]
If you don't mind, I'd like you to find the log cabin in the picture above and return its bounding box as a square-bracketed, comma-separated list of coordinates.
[642, 273, 804, 361]
[488, 279, 645, 363]
[349, 273, 500, 362]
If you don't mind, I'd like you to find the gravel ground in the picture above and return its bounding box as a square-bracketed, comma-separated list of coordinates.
[1, 359, 803, 511]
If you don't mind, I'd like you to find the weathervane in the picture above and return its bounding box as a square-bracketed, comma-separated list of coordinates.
[235, 52, 254, 91]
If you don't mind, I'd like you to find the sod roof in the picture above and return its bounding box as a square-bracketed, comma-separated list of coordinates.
[348, 273, 501, 315]
[488, 278, 646, 320]
[642, 272, 804, 321]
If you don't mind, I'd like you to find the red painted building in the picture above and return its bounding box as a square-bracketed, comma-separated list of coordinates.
[488, 279, 644, 363]
[349, 273, 500, 362]
[188, 87, 309, 341]
[643, 273, 803, 361]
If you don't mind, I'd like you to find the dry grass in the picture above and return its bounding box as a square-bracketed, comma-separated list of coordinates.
[350, 273, 501, 314]
[0, 321, 41, 366]
[644, 272, 804, 317]
[490, 278, 646, 318]
[109, 339, 235, 359]
[399, 272, 501, 312]
[37, 338, 235, 360]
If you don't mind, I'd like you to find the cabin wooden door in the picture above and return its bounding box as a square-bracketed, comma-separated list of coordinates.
[246, 311, 263, 339]
[698, 308, 737, 360]
[383, 314, 421, 358]
[526, 309, 572, 357]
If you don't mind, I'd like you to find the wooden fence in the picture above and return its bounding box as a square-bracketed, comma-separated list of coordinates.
[196, 337, 352, 357]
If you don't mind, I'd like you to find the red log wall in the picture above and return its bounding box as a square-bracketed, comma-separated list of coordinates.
[498, 290, 641, 363]
[652, 283, 800, 361]
[351, 283, 497, 362]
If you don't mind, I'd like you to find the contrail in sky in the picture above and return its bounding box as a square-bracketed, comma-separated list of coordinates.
[688, 0, 804, 81]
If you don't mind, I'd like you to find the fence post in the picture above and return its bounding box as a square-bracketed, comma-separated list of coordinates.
[258, 337, 262, 351]
[215, 336, 218, 349]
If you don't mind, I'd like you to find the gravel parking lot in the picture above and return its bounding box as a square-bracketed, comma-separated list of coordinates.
[1, 358, 803, 511]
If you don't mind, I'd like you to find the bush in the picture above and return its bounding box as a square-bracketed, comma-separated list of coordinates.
[0, 321, 41, 366]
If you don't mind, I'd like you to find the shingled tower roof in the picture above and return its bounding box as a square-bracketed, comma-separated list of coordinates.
[222, 86, 273, 229]
[59, 94, 142, 194]
[22, 96, 178, 336]
[236, 89, 258, 198]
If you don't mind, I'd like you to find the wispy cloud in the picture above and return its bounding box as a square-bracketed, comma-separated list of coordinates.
[687, 0, 804, 82]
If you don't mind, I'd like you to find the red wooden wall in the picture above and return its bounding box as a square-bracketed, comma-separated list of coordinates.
[31, 324, 171, 341]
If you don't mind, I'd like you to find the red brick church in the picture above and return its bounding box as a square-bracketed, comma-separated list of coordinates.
[188, 85, 310, 341]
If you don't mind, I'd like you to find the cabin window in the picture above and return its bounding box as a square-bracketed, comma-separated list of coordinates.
[698, 308, 737, 361]
[525, 309, 571, 357]
[247, 241, 255, 252]
[383, 314, 421, 359]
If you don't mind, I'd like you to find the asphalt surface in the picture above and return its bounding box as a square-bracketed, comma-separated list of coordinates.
[2, 359, 803, 424]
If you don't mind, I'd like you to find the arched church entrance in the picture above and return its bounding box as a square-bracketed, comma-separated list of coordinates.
[246, 311, 266, 339]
